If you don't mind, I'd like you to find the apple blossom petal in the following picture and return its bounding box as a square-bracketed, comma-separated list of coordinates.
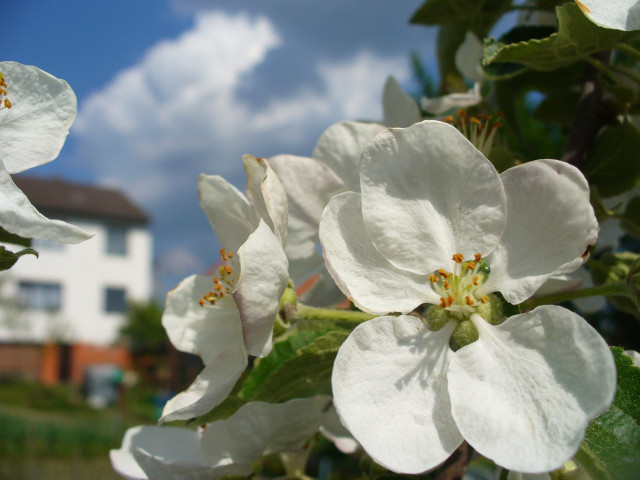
[481, 160, 598, 304]
[233, 220, 289, 357]
[0, 62, 76, 173]
[200, 397, 330, 467]
[382, 76, 422, 128]
[454, 32, 484, 83]
[242, 155, 288, 245]
[110, 426, 203, 480]
[576, 0, 640, 31]
[448, 307, 616, 473]
[419, 84, 482, 115]
[313, 120, 386, 192]
[198, 174, 258, 254]
[360, 120, 506, 275]
[160, 347, 248, 423]
[332, 315, 463, 474]
[133, 449, 250, 480]
[625, 349, 640, 367]
[0, 162, 92, 243]
[269, 153, 345, 238]
[320, 404, 360, 454]
[162, 275, 245, 363]
[320, 192, 438, 314]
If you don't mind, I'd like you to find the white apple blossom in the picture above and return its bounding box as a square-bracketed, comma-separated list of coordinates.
[0, 61, 91, 243]
[576, 0, 640, 31]
[111, 397, 330, 480]
[420, 32, 483, 115]
[269, 77, 422, 306]
[159, 155, 288, 422]
[320, 120, 616, 474]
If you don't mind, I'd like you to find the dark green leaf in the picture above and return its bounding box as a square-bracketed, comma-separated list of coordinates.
[0, 246, 38, 271]
[0, 226, 31, 248]
[590, 252, 639, 319]
[576, 347, 640, 480]
[584, 122, 640, 198]
[251, 331, 349, 403]
[620, 196, 640, 239]
[483, 4, 633, 71]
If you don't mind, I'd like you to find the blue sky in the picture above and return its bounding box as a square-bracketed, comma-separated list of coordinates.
[3, 1, 437, 295]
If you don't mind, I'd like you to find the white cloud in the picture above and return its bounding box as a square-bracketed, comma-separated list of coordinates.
[71, 8, 412, 293]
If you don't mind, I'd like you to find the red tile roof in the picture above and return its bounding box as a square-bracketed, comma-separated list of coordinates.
[13, 176, 149, 224]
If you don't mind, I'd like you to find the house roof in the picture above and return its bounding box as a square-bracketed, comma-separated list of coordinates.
[13, 176, 150, 224]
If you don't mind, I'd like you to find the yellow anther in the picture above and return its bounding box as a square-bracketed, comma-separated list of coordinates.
[199, 299, 205, 307]
[457, 109, 467, 118]
[474, 253, 482, 262]
[472, 276, 479, 286]
[224, 265, 232, 275]
[440, 297, 447, 308]
[213, 277, 219, 283]
[4, 98, 11, 109]
[443, 115, 454, 123]
[465, 296, 474, 306]
[452, 253, 464, 264]
[220, 248, 228, 261]
[481, 295, 490, 304]
[446, 296, 455, 307]
[470, 117, 481, 126]
[429, 273, 438, 283]
[443, 280, 450, 290]
[438, 269, 448, 279]
[214, 284, 223, 291]
[466, 261, 476, 270]
[228, 252, 234, 258]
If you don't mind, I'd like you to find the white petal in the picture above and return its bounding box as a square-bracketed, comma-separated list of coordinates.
[448, 307, 616, 473]
[198, 174, 258, 254]
[233, 220, 289, 357]
[360, 120, 506, 275]
[242, 155, 288, 245]
[160, 347, 248, 423]
[576, 0, 640, 31]
[625, 349, 640, 367]
[481, 160, 598, 304]
[419, 85, 482, 115]
[312, 120, 386, 192]
[0, 62, 76, 173]
[200, 397, 330, 467]
[110, 426, 203, 480]
[382, 76, 422, 128]
[0, 162, 92, 243]
[269, 154, 344, 239]
[133, 448, 249, 480]
[320, 404, 360, 454]
[455, 32, 485, 83]
[319, 192, 438, 314]
[332, 315, 463, 474]
[162, 275, 245, 363]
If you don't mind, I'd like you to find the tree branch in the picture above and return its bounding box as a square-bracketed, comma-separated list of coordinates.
[434, 441, 473, 480]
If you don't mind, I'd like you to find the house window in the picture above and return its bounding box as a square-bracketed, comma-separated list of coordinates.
[18, 282, 62, 311]
[106, 226, 127, 255]
[104, 287, 127, 313]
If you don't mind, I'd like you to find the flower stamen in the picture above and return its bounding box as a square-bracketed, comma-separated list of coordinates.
[200, 250, 237, 306]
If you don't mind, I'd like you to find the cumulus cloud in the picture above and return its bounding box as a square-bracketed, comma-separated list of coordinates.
[71, 9, 412, 294]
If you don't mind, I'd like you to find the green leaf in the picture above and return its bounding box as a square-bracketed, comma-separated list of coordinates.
[576, 347, 640, 480]
[0, 226, 31, 248]
[250, 331, 349, 403]
[410, 0, 510, 26]
[620, 196, 640, 239]
[0, 246, 38, 271]
[583, 122, 640, 198]
[239, 329, 329, 399]
[483, 3, 633, 71]
[590, 252, 640, 319]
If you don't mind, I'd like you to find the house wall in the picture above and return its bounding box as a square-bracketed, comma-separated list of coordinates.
[0, 216, 153, 347]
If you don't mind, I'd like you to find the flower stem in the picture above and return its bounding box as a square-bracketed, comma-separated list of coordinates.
[519, 281, 633, 311]
[285, 303, 376, 325]
[616, 42, 640, 61]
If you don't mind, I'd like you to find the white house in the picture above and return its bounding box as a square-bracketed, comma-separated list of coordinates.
[0, 176, 153, 384]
